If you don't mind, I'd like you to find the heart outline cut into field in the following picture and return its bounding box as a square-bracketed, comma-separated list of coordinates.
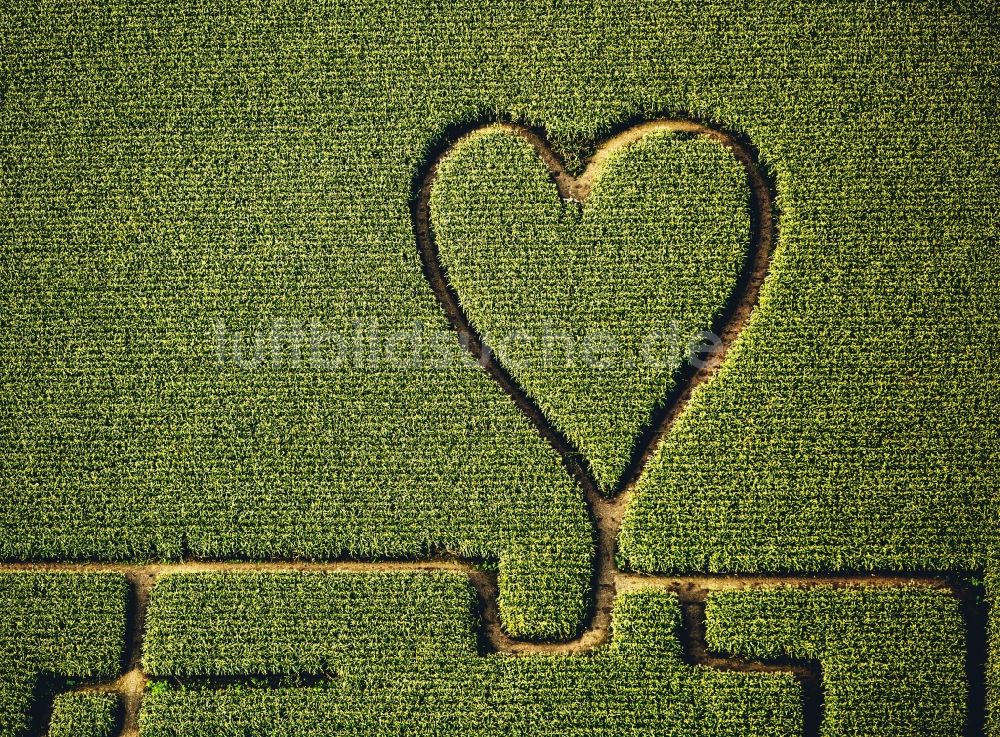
[413, 115, 777, 503]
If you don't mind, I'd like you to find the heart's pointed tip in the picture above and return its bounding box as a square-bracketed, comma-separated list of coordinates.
[427, 119, 761, 524]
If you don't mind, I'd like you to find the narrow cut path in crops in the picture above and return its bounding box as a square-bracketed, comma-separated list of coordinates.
[407, 115, 986, 737]
[2, 559, 977, 737]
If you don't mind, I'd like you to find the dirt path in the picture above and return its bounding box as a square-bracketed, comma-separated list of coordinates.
[0, 558, 966, 660]
[409, 115, 782, 661]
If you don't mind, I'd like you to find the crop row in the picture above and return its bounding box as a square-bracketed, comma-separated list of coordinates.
[705, 585, 968, 737]
[613, 0, 996, 575]
[0, 573, 126, 737]
[0, 0, 602, 644]
[141, 572, 801, 736]
[143, 572, 479, 675]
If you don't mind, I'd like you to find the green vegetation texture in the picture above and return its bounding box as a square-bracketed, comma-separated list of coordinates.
[141, 572, 801, 737]
[705, 585, 968, 737]
[142, 572, 479, 675]
[0, 0, 997, 732]
[48, 693, 119, 737]
[0, 574, 125, 737]
[1, 0, 996, 632]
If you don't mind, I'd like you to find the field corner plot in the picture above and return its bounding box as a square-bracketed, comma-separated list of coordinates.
[0, 573, 126, 737]
[705, 584, 973, 737]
